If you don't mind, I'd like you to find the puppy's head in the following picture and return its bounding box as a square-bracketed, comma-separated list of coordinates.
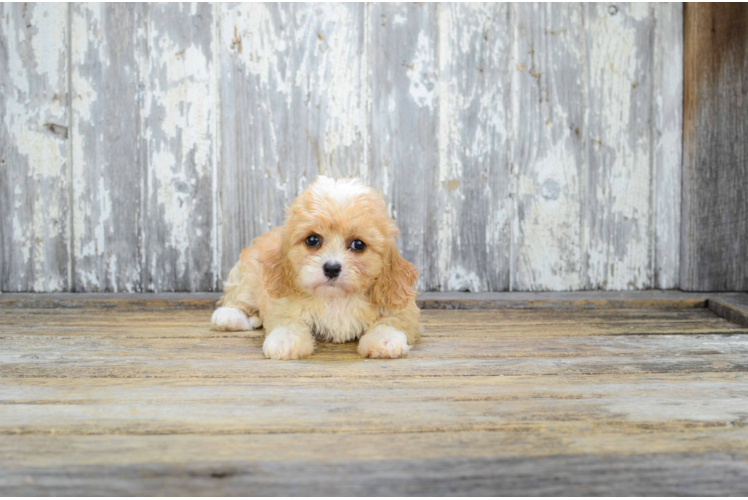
[261, 176, 417, 309]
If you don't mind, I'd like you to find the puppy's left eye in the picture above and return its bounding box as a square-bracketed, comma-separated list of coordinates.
[350, 239, 366, 252]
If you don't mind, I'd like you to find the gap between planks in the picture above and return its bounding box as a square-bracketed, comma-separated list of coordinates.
[0, 290, 720, 309]
[5, 291, 746, 328]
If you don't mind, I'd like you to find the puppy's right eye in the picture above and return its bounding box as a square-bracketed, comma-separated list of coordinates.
[305, 234, 321, 247]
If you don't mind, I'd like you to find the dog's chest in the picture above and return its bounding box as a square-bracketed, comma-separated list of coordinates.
[304, 296, 376, 343]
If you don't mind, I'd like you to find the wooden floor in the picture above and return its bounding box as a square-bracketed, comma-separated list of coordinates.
[2, 293, 748, 495]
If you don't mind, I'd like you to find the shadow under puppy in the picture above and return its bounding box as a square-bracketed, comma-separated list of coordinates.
[212, 176, 421, 360]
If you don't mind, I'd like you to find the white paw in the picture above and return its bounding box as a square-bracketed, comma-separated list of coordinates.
[263, 327, 315, 360]
[358, 326, 412, 359]
[247, 315, 262, 329]
[211, 307, 260, 331]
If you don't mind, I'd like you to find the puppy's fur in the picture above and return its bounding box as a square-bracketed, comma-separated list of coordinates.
[212, 176, 420, 360]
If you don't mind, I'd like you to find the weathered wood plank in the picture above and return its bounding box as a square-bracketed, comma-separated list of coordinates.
[709, 294, 748, 328]
[2, 373, 747, 435]
[652, 3, 683, 289]
[0, 290, 728, 310]
[584, 3, 655, 290]
[3, 427, 748, 468]
[144, 3, 217, 292]
[0, 308, 741, 338]
[2, 325, 746, 355]
[0, 3, 70, 292]
[0, 4, 689, 293]
[369, 3, 439, 291]
[2, 330, 747, 379]
[435, 4, 511, 292]
[4, 451, 747, 496]
[512, 3, 586, 291]
[0, 294, 220, 310]
[70, 3, 146, 292]
[0, 304, 727, 322]
[5, 353, 744, 379]
[416, 291, 710, 310]
[219, 3, 367, 280]
[681, 4, 748, 291]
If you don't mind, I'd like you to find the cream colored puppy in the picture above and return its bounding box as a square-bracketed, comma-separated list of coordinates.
[212, 176, 420, 360]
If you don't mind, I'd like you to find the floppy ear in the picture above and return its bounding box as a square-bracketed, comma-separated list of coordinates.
[371, 242, 418, 309]
[257, 242, 295, 299]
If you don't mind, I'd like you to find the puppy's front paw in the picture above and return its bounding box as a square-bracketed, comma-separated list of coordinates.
[358, 326, 412, 359]
[211, 307, 261, 331]
[263, 327, 315, 360]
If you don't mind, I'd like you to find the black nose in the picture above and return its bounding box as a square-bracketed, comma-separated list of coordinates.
[323, 261, 342, 279]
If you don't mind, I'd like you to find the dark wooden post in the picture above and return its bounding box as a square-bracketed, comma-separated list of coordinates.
[682, 3, 748, 291]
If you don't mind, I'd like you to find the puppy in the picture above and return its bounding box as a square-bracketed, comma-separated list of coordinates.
[212, 176, 420, 360]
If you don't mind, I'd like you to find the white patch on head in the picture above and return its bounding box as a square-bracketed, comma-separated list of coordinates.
[358, 325, 412, 359]
[211, 307, 260, 331]
[310, 176, 371, 205]
[263, 326, 316, 360]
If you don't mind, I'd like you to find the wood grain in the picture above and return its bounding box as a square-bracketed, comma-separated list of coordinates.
[2, 372, 748, 435]
[144, 3, 217, 292]
[652, 3, 683, 289]
[681, 3, 748, 291]
[369, 3, 440, 290]
[1, 308, 746, 380]
[70, 3, 146, 292]
[3, 428, 748, 469]
[2, 299, 748, 495]
[0, 3, 688, 292]
[709, 294, 748, 327]
[219, 3, 368, 280]
[2, 451, 747, 496]
[0, 307, 741, 338]
[436, 3, 511, 292]
[0, 3, 70, 292]
[512, 3, 586, 291]
[0, 290, 728, 311]
[584, 3, 655, 290]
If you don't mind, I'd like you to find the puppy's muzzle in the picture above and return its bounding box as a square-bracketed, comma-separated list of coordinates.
[323, 261, 342, 280]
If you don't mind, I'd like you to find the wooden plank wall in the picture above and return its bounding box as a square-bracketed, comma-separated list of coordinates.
[1, 3, 684, 292]
[681, 4, 748, 291]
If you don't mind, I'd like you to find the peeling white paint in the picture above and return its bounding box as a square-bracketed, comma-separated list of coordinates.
[211, 2, 222, 291]
[407, 31, 436, 109]
[516, 139, 583, 290]
[316, 4, 366, 177]
[359, 3, 372, 184]
[12, 189, 30, 268]
[436, 5, 456, 290]
[445, 265, 485, 293]
[69, 3, 132, 292]
[1, 4, 684, 293]
[511, 4, 586, 291]
[2, 3, 69, 292]
[29, 4, 66, 92]
[629, 3, 652, 22]
[585, 4, 653, 289]
[3, 7, 67, 181]
[147, 8, 215, 289]
[71, 9, 99, 259]
[227, 4, 286, 95]
[434, 4, 512, 292]
[652, 3, 683, 289]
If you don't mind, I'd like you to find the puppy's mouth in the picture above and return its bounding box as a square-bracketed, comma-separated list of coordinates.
[314, 278, 350, 293]
[318, 278, 343, 287]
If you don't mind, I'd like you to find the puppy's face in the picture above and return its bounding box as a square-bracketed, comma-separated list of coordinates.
[286, 178, 392, 298]
[263, 177, 417, 308]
